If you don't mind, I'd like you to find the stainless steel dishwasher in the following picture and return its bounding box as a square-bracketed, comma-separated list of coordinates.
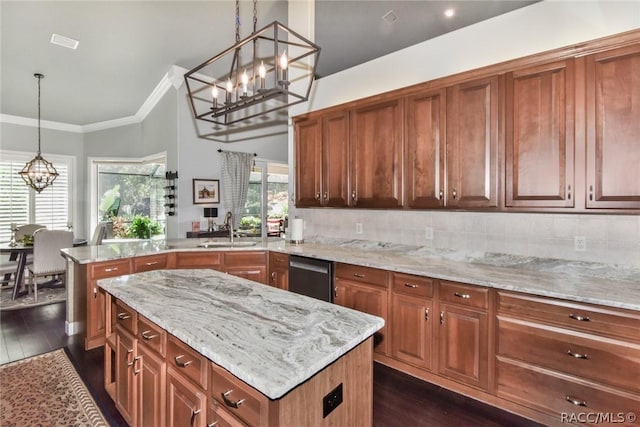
[288, 255, 333, 302]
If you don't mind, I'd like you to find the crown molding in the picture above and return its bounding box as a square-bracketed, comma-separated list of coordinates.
[1, 65, 186, 134]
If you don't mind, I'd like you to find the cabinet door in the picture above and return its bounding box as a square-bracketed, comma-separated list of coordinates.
[334, 279, 389, 355]
[438, 303, 488, 390]
[322, 110, 350, 207]
[86, 283, 107, 350]
[166, 367, 206, 427]
[115, 327, 137, 426]
[294, 117, 323, 207]
[350, 98, 404, 208]
[505, 60, 575, 208]
[268, 269, 288, 290]
[391, 293, 433, 370]
[138, 344, 166, 427]
[447, 76, 499, 208]
[586, 44, 640, 209]
[405, 88, 447, 208]
[225, 266, 267, 284]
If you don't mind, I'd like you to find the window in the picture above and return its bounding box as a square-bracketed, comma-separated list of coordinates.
[90, 153, 166, 239]
[239, 161, 288, 238]
[0, 151, 72, 241]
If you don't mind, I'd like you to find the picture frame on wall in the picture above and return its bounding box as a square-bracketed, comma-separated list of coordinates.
[193, 179, 220, 204]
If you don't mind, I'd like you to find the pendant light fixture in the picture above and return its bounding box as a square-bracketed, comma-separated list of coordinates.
[184, 0, 320, 126]
[19, 73, 58, 193]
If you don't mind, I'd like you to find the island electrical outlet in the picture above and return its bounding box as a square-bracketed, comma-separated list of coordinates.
[323, 383, 343, 418]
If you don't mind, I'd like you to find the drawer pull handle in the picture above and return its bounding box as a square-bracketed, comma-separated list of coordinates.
[145, 261, 158, 266]
[174, 355, 192, 368]
[208, 422, 218, 427]
[104, 267, 118, 272]
[404, 283, 418, 288]
[567, 350, 589, 360]
[117, 312, 131, 320]
[127, 355, 140, 367]
[565, 395, 587, 407]
[222, 390, 245, 408]
[440, 311, 444, 325]
[93, 287, 97, 298]
[454, 292, 470, 299]
[425, 308, 429, 321]
[191, 408, 202, 427]
[569, 314, 590, 322]
[353, 273, 365, 278]
[141, 330, 157, 341]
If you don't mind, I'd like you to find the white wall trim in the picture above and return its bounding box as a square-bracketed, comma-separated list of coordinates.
[0, 65, 187, 134]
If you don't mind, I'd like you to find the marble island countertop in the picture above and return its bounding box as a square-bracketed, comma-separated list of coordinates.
[62, 236, 640, 311]
[98, 268, 384, 400]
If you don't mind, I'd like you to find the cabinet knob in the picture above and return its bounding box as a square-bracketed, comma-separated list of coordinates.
[351, 190, 357, 201]
[425, 308, 429, 321]
[438, 189, 444, 200]
[440, 311, 444, 324]
[567, 185, 571, 200]
[452, 189, 457, 200]
[589, 185, 594, 201]
[323, 192, 328, 200]
[315, 192, 321, 200]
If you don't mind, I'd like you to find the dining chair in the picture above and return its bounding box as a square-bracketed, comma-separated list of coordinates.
[27, 229, 73, 302]
[90, 222, 108, 245]
[15, 224, 47, 241]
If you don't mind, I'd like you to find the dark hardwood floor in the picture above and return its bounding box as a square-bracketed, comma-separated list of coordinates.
[1, 302, 544, 427]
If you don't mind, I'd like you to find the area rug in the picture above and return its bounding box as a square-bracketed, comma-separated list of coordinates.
[0, 349, 108, 426]
[0, 285, 66, 311]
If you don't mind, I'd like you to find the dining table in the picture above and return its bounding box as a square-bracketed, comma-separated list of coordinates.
[0, 238, 87, 300]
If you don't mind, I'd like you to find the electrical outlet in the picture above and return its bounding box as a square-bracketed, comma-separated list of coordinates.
[574, 236, 586, 252]
[425, 227, 433, 240]
[355, 223, 363, 234]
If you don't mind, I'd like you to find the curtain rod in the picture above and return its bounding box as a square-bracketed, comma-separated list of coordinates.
[217, 149, 257, 157]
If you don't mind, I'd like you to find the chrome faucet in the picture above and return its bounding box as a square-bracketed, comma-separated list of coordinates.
[223, 211, 234, 244]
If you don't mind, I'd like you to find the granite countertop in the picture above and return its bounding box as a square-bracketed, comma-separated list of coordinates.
[98, 268, 384, 400]
[62, 236, 640, 311]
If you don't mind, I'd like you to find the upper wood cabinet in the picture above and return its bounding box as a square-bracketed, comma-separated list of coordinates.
[405, 88, 447, 208]
[585, 43, 640, 210]
[350, 98, 404, 208]
[505, 60, 575, 208]
[446, 76, 500, 208]
[294, 117, 323, 207]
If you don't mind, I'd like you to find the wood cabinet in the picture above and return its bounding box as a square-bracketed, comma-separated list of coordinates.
[166, 366, 207, 427]
[505, 59, 575, 208]
[223, 251, 267, 285]
[446, 76, 500, 208]
[133, 254, 169, 273]
[405, 88, 447, 208]
[173, 251, 222, 270]
[87, 259, 131, 350]
[294, 111, 350, 208]
[268, 252, 289, 290]
[585, 43, 640, 209]
[137, 316, 166, 427]
[116, 326, 138, 426]
[349, 98, 404, 208]
[496, 291, 640, 422]
[390, 273, 434, 370]
[437, 281, 490, 390]
[334, 263, 389, 354]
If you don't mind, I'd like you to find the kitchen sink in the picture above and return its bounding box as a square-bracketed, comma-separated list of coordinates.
[197, 241, 257, 248]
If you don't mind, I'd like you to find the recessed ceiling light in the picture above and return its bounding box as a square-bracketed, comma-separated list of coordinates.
[444, 8, 456, 18]
[382, 10, 398, 24]
[50, 33, 79, 50]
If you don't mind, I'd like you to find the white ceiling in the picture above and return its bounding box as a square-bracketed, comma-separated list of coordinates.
[0, 0, 537, 128]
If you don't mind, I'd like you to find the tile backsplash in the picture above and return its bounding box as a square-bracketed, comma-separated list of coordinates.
[294, 209, 640, 267]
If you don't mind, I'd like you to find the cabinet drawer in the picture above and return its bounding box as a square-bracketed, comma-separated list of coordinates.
[335, 263, 388, 287]
[268, 252, 289, 268]
[114, 300, 137, 335]
[497, 291, 640, 343]
[90, 259, 131, 280]
[137, 315, 166, 357]
[498, 317, 640, 393]
[132, 254, 167, 272]
[497, 358, 640, 419]
[224, 251, 267, 267]
[174, 252, 222, 269]
[166, 336, 207, 389]
[392, 272, 433, 298]
[209, 399, 248, 427]
[439, 281, 488, 309]
[210, 364, 268, 427]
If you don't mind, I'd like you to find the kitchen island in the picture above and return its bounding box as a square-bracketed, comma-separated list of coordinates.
[99, 268, 384, 426]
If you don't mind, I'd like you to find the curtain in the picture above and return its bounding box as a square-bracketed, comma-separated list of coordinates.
[220, 151, 254, 229]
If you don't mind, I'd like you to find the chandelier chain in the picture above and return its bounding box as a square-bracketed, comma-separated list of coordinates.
[235, 0, 240, 43]
[253, 0, 257, 33]
[37, 74, 42, 155]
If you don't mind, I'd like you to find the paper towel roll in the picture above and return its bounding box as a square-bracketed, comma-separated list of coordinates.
[290, 218, 304, 242]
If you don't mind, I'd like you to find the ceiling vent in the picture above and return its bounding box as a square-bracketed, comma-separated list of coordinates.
[50, 33, 79, 50]
[382, 10, 398, 24]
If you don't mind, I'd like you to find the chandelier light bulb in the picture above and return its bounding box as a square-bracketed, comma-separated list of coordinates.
[279, 51, 288, 70]
[258, 61, 266, 78]
[241, 69, 249, 96]
[225, 78, 233, 103]
[211, 85, 219, 109]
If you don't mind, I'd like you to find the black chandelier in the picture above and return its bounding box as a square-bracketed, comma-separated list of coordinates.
[19, 73, 58, 193]
[184, 0, 320, 126]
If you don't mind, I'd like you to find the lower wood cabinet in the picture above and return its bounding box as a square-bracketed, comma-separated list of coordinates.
[166, 366, 207, 427]
[268, 252, 289, 290]
[223, 251, 267, 285]
[115, 326, 138, 426]
[137, 335, 166, 427]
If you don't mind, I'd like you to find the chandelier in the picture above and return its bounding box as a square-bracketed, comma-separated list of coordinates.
[19, 73, 58, 192]
[184, 0, 320, 126]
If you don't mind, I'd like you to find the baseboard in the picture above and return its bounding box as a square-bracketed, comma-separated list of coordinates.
[65, 320, 85, 336]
